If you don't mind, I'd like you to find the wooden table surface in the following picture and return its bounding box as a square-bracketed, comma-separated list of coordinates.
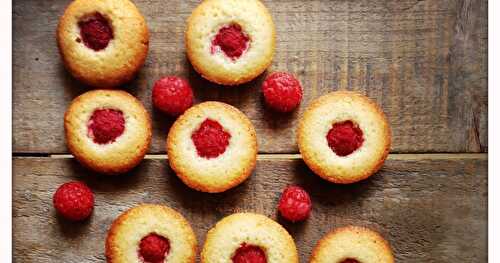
[13, 0, 487, 262]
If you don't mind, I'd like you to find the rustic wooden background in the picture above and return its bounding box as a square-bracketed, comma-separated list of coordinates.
[13, 0, 487, 262]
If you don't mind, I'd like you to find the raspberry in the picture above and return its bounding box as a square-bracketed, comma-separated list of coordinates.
[87, 109, 125, 144]
[262, 72, 303, 112]
[326, 121, 364, 156]
[78, 13, 113, 51]
[191, 119, 231, 159]
[232, 243, 267, 263]
[53, 181, 94, 221]
[139, 234, 170, 263]
[152, 76, 194, 117]
[211, 24, 249, 60]
[278, 185, 312, 222]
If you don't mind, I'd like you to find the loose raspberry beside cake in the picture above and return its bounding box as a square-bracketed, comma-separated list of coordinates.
[152, 76, 193, 117]
[262, 72, 303, 112]
[297, 91, 391, 184]
[278, 185, 312, 222]
[64, 90, 152, 174]
[166, 101, 257, 193]
[53, 181, 94, 221]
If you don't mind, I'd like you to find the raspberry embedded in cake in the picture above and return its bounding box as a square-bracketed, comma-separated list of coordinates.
[298, 91, 391, 184]
[186, 0, 275, 85]
[139, 233, 170, 263]
[106, 204, 197, 262]
[211, 24, 250, 60]
[78, 13, 113, 51]
[201, 213, 298, 262]
[191, 119, 231, 159]
[232, 243, 267, 263]
[326, 120, 364, 156]
[87, 109, 125, 144]
[167, 102, 257, 193]
[310, 225, 394, 263]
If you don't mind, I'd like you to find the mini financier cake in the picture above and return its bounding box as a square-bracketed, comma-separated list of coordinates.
[310, 226, 394, 263]
[65, 90, 151, 174]
[106, 204, 197, 263]
[57, 0, 149, 88]
[297, 91, 391, 184]
[201, 213, 298, 263]
[186, 0, 276, 85]
[167, 101, 257, 193]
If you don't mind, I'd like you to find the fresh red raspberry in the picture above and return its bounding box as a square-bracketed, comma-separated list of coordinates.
[211, 24, 249, 60]
[87, 109, 125, 144]
[152, 76, 194, 117]
[139, 234, 170, 263]
[78, 13, 113, 51]
[191, 119, 231, 159]
[232, 243, 267, 263]
[326, 120, 364, 156]
[262, 72, 303, 112]
[53, 181, 94, 221]
[278, 185, 312, 222]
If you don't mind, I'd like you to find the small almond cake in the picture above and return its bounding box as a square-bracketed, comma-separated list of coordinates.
[167, 101, 257, 193]
[57, 0, 149, 88]
[106, 204, 197, 263]
[185, 0, 276, 85]
[310, 226, 394, 263]
[297, 91, 391, 184]
[201, 213, 299, 263]
[64, 90, 151, 174]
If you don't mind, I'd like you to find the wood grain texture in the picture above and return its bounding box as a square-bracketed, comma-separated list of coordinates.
[13, 155, 487, 262]
[13, 0, 487, 154]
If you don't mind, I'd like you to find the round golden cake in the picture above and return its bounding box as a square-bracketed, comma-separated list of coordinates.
[57, 0, 149, 88]
[106, 204, 197, 263]
[64, 90, 151, 174]
[166, 101, 257, 193]
[310, 226, 394, 263]
[185, 0, 275, 85]
[297, 91, 391, 184]
[201, 213, 298, 263]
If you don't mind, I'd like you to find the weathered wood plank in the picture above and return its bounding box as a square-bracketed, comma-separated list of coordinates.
[13, 155, 487, 262]
[12, 0, 487, 154]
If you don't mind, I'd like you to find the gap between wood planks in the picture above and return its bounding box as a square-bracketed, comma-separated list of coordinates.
[38, 153, 487, 160]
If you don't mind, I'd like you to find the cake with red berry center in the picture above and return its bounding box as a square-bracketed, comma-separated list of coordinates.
[310, 226, 394, 263]
[64, 90, 152, 174]
[57, 0, 149, 88]
[106, 204, 197, 263]
[201, 213, 298, 263]
[297, 91, 391, 184]
[185, 0, 275, 85]
[167, 101, 257, 193]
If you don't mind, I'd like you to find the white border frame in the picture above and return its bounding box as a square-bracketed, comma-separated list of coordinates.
[490, 0, 496, 261]
[2, 1, 495, 262]
[1, 0, 12, 262]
